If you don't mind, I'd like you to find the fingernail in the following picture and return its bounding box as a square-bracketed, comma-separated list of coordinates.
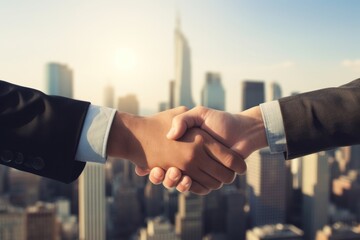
[168, 168, 179, 181]
[182, 179, 191, 188]
[167, 127, 175, 139]
[153, 170, 163, 180]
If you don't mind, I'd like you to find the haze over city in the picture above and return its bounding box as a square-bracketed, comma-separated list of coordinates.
[1, 0, 359, 114]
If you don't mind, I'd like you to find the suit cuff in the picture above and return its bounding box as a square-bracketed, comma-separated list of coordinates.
[75, 105, 116, 163]
[259, 101, 287, 153]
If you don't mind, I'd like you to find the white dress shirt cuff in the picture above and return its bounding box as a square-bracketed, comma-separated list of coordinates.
[259, 101, 287, 153]
[75, 105, 116, 163]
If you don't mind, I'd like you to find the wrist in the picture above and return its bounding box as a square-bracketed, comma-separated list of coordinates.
[106, 111, 143, 161]
[233, 106, 268, 157]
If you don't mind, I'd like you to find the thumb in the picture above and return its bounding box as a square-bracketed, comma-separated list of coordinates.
[167, 107, 208, 140]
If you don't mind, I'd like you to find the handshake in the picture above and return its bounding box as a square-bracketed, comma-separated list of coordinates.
[107, 105, 268, 195]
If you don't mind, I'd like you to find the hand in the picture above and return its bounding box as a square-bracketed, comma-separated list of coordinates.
[148, 106, 268, 192]
[106, 107, 244, 195]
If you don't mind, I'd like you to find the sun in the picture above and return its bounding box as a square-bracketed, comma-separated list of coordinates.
[115, 48, 137, 71]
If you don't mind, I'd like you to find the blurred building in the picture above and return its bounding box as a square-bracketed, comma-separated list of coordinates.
[332, 170, 360, 221]
[0, 199, 26, 240]
[26, 202, 58, 240]
[246, 224, 304, 240]
[302, 152, 330, 240]
[139, 216, 179, 240]
[267, 82, 282, 101]
[46, 62, 73, 98]
[169, 80, 175, 109]
[222, 186, 247, 239]
[201, 72, 225, 110]
[175, 192, 203, 240]
[144, 181, 164, 218]
[316, 222, 360, 240]
[9, 169, 41, 207]
[104, 84, 115, 108]
[158, 102, 168, 112]
[164, 189, 179, 224]
[114, 186, 142, 238]
[241, 80, 265, 111]
[247, 149, 286, 226]
[174, 16, 195, 108]
[79, 163, 106, 240]
[117, 94, 139, 115]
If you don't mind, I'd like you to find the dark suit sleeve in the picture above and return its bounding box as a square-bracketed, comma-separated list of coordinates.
[278, 78, 360, 159]
[0, 80, 90, 183]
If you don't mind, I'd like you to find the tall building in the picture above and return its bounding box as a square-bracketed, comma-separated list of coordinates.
[247, 149, 286, 226]
[169, 80, 175, 109]
[139, 216, 179, 240]
[79, 163, 105, 240]
[117, 94, 139, 115]
[175, 192, 203, 240]
[26, 202, 58, 240]
[144, 181, 164, 218]
[0, 200, 26, 240]
[174, 16, 195, 108]
[241, 81, 265, 111]
[267, 82, 282, 101]
[201, 72, 225, 110]
[46, 62, 73, 97]
[9, 169, 41, 207]
[104, 84, 115, 108]
[302, 152, 330, 240]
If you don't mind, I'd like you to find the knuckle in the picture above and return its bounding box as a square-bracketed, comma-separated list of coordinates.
[222, 153, 236, 169]
[178, 106, 188, 112]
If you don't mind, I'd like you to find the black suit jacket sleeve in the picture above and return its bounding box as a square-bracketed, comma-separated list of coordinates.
[279, 78, 360, 159]
[0, 80, 90, 183]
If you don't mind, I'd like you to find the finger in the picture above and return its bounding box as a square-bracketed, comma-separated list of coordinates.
[149, 167, 166, 185]
[163, 167, 183, 189]
[199, 154, 236, 184]
[135, 166, 150, 176]
[176, 175, 192, 192]
[189, 181, 211, 195]
[203, 133, 247, 175]
[185, 166, 223, 190]
[167, 106, 209, 140]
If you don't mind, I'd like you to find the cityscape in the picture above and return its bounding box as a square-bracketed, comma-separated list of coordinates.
[1, 12, 360, 240]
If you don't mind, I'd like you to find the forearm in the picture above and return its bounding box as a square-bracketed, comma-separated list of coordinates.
[279, 78, 360, 159]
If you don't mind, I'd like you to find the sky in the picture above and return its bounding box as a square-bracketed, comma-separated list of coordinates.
[1, 0, 359, 114]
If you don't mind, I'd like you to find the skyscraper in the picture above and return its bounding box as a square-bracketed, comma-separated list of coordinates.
[201, 72, 225, 110]
[302, 152, 329, 240]
[174, 16, 195, 108]
[104, 84, 115, 108]
[267, 82, 282, 101]
[175, 193, 203, 240]
[241, 81, 265, 111]
[46, 62, 73, 98]
[247, 149, 286, 226]
[26, 202, 58, 240]
[79, 163, 106, 240]
[0, 200, 26, 240]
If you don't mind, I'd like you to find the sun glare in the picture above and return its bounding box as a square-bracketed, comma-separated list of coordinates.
[115, 48, 137, 71]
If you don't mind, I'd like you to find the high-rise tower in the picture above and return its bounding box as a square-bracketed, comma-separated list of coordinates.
[46, 62, 73, 98]
[174, 16, 195, 108]
[201, 72, 225, 110]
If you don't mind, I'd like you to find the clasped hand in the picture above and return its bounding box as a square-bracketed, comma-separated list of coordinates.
[107, 106, 266, 195]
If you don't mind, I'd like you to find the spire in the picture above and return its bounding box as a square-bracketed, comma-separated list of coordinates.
[176, 11, 181, 30]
